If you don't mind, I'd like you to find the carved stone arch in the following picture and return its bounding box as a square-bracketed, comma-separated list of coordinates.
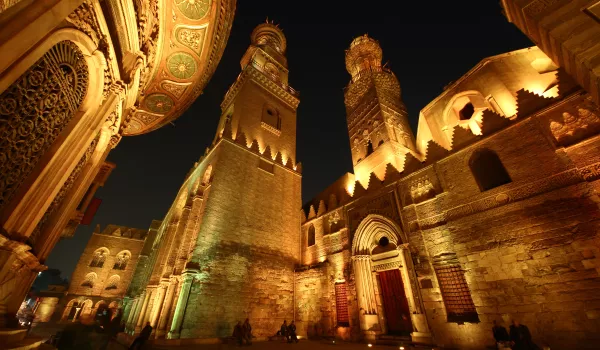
[0, 28, 110, 242]
[81, 299, 93, 316]
[62, 298, 82, 321]
[113, 250, 131, 270]
[442, 90, 489, 143]
[351, 214, 430, 340]
[352, 214, 404, 256]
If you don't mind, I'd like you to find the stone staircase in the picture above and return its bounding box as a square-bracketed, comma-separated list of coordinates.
[376, 334, 412, 346]
[0, 328, 47, 350]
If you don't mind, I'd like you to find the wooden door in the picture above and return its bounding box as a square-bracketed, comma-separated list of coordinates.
[378, 269, 413, 335]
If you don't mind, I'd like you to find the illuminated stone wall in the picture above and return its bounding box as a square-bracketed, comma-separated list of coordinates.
[295, 251, 360, 341]
[67, 225, 147, 302]
[299, 43, 600, 349]
[180, 140, 301, 338]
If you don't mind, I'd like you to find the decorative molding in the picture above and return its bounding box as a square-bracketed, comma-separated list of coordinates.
[174, 26, 207, 56]
[0, 41, 88, 211]
[409, 177, 435, 203]
[260, 121, 281, 136]
[417, 168, 584, 230]
[372, 260, 401, 272]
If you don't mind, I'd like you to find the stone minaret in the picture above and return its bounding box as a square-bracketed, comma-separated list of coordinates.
[167, 22, 302, 339]
[344, 35, 416, 187]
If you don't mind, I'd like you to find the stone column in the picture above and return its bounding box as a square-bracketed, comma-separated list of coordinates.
[156, 277, 178, 338]
[167, 268, 197, 339]
[121, 297, 132, 321]
[0, 234, 46, 327]
[352, 255, 379, 339]
[129, 296, 144, 334]
[125, 297, 139, 332]
[135, 291, 150, 332]
[149, 283, 167, 328]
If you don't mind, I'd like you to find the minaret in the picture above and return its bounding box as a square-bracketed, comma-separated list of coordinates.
[167, 22, 302, 339]
[344, 35, 416, 187]
[215, 21, 299, 165]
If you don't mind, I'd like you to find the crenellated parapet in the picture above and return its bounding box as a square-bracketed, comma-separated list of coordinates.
[301, 75, 591, 222]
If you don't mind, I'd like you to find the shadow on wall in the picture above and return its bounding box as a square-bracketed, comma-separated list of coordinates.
[215, 320, 231, 338]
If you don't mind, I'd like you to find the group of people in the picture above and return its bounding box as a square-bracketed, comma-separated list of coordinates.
[492, 320, 541, 350]
[276, 320, 298, 343]
[233, 318, 253, 346]
[56, 311, 124, 350]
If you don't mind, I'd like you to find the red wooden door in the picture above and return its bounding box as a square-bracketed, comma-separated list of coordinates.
[378, 269, 413, 335]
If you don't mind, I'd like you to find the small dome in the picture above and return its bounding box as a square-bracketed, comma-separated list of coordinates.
[345, 35, 383, 77]
[251, 22, 286, 53]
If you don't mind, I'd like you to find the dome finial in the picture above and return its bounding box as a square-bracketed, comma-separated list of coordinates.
[345, 34, 383, 78]
[251, 21, 287, 53]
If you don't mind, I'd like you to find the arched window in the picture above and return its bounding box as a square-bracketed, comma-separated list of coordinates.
[81, 272, 97, 288]
[261, 104, 281, 132]
[104, 275, 120, 290]
[89, 248, 109, 268]
[113, 251, 131, 270]
[469, 149, 511, 191]
[366, 140, 374, 156]
[307, 225, 316, 247]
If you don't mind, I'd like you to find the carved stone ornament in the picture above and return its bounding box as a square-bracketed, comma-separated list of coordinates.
[174, 0, 212, 21]
[409, 178, 435, 202]
[67, 1, 114, 100]
[28, 134, 99, 246]
[133, 0, 160, 90]
[0, 41, 88, 211]
[160, 80, 190, 99]
[550, 108, 600, 142]
[328, 211, 341, 225]
[175, 26, 207, 56]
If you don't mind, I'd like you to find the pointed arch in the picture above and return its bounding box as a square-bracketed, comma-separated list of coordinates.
[81, 272, 97, 288]
[352, 214, 404, 256]
[104, 275, 120, 290]
[113, 250, 131, 270]
[90, 247, 109, 267]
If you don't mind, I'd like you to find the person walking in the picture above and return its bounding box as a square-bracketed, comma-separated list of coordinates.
[492, 320, 510, 349]
[129, 322, 152, 350]
[57, 314, 103, 350]
[510, 319, 539, 350]
[233, 321, 244, 346]
[242, 318, 252, 345]
[278, 320, 288, 341]
[287, 320, 298, 343]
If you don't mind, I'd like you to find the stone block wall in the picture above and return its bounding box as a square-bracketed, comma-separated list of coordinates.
[180, 141, 302, 338]
[295, 251, 359, 341]
[68, 226, 146, 298]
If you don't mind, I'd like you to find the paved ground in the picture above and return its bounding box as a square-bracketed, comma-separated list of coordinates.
[144, 340, 439, 350]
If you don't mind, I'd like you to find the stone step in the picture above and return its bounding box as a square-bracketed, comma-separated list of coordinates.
[376, 334, 412, 346]
[0, 329, 28, 344]
[0, 337, 45, 350]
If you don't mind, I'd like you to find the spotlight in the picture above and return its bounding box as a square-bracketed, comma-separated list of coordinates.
[400, 347, 405, 350]
[368, 344, 372, 348]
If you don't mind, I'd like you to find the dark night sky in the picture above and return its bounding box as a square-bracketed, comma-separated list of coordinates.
[46, 1, 533, 279]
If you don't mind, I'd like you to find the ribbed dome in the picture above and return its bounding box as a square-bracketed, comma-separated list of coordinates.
[345, 35, 383, 77]
[251, 22, 286, 53]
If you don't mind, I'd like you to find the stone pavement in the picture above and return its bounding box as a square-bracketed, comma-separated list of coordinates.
[121, 340, 443, 350]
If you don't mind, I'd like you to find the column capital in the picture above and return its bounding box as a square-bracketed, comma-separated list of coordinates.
[351, 255, 371, 261]
[0, 232, 47, 273]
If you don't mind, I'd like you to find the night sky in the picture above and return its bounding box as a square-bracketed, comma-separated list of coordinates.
[46, 1, 533, 280]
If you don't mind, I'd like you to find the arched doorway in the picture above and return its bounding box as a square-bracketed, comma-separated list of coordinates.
[62, 299, 81, 321]
[351, 214, 430, 342]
